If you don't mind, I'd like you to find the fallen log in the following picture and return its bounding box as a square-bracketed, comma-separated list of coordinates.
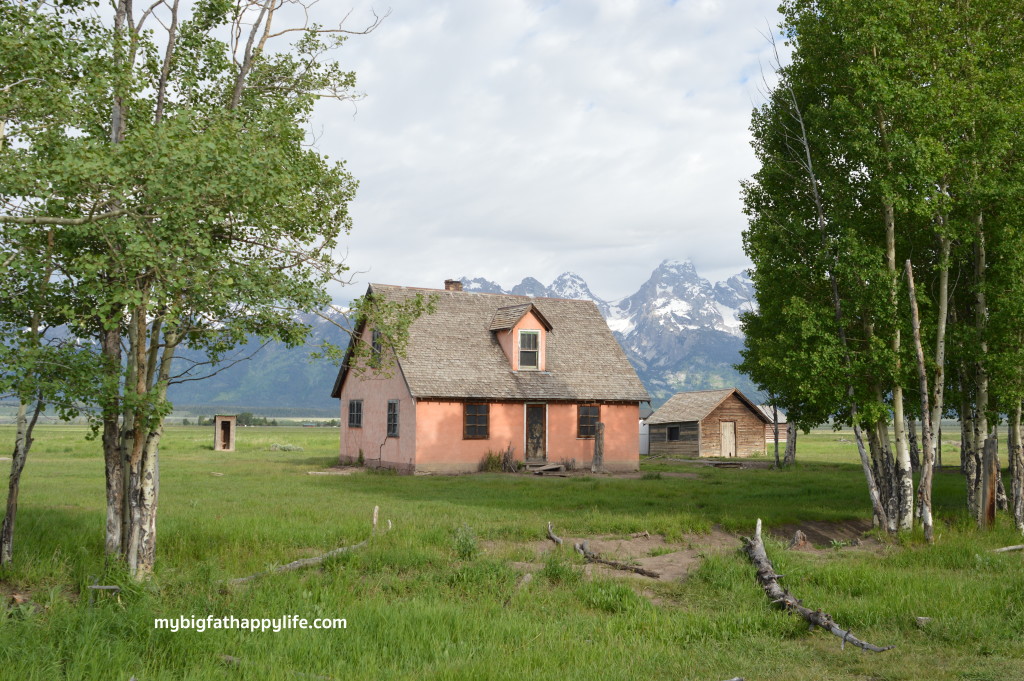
[742, 519, 893, 653]
[227, 506, 390, 586]
[574, 540, 660, 579]
[992, 544, 1024, 553]
[546, 522, 563, 547]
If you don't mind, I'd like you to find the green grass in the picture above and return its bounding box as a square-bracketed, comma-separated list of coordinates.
[0, 426, 1022, 680]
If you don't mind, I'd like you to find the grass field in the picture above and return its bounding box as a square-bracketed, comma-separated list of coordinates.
[1, 425, 1022, 680]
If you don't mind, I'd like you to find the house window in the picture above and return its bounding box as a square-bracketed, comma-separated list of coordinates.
[464, 403, 489, 439]
[577, 404, 599, 438]
[667, 426, 680, 441]
[371, 330, 383, 358]
[519, 330, 539, 369]
[348, 400, 363, 428]
[387, 400, 399, 437]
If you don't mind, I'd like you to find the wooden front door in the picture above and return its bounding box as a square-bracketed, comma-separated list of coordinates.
[526, 404, 546, 461]
[720, 421, 736, 457]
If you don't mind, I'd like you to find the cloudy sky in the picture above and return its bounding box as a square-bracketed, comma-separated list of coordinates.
[312, 0, 784, 302]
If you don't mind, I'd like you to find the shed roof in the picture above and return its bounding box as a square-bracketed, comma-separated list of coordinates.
[757, 404, 787, 424]
[646, 388, 770, 425]
[332, 284, 650, 403]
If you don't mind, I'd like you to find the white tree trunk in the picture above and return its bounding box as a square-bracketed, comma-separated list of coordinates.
[783, 422, 797, 466]
[1, 403, 31, 564]
[1010, 404, 1023, 534]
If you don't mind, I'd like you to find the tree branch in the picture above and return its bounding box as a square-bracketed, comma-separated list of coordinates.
[743, 519, 893, 653]
[0, 209, 140, 225]
[226, 506, 389, 585]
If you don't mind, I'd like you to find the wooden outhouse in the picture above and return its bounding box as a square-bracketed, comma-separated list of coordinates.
[213, 414, 236, 452]
[647, 389, 769, 458]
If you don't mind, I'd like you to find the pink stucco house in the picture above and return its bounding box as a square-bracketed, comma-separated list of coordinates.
[331, 280, 650, 473]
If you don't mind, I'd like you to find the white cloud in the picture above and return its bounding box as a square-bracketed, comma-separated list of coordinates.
[314, 0, 783, 301]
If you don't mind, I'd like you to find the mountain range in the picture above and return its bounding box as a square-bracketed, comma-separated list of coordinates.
[460, 260, 758, 404]
[166, 260, 758, 415]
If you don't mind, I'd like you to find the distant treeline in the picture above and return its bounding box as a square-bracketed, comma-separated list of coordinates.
[186, 414, 340, 427]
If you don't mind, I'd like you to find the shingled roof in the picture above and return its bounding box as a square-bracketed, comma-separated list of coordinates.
[489, 303, 551, 331]
[646, 388, 769, 425]
[332, 284, 649, 403]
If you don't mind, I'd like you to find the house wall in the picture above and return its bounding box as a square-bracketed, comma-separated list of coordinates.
[495, 310, 548, 371]
[546, 403, 639, 472]
[699, 394, 765, 457]
[412, 401, 640, 473]
[648, 421, 699, 457]
[338, 364, 417, 473]
[414, 400, 524, 473]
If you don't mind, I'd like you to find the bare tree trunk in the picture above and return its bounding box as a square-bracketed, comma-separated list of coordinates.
[868, 419, 899, 532]
[906, 259, 935, 541]
[1003, 403, 1019, 532]
[1011, 403, 1023, 534]
[930, 234, 950, 475]
[981, 433, 999, 528]
[0, 400, 44, 564]
[101, 325, 124, 557]
[772, 405, 781, 468]
[883, 201, 913, 531]
[109, 0, 131, 144]
[962, 407, 978, 511]
[783, 422, 797, 466]
[972, 214, 990, 525]
[121, 330, 177, 579]
[907, 418, 920, 472]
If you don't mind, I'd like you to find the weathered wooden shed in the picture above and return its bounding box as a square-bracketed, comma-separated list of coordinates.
[758, 405, 788, 447]
[647, 388, 769, 458]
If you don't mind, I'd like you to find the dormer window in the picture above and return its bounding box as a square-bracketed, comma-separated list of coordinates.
[490, 303, 551, 371]
[519, 330, 539, 369]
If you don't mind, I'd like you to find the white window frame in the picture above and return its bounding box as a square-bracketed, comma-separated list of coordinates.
[518, 330, 540, 370]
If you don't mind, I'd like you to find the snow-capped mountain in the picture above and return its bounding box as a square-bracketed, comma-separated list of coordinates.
[460, 260, 757, 404]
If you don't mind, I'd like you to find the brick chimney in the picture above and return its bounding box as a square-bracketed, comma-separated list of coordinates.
[444, 279, 463, 292]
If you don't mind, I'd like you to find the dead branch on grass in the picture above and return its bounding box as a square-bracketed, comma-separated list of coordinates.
[573, 540, 661, 579]
[742, 519, 893, 653]
[227, 506, 390, 586]
[992, 544, 1024, 553]
[546, 522, 563, 546]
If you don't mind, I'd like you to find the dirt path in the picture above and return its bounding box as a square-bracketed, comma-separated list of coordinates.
[501, 518, 880, 588]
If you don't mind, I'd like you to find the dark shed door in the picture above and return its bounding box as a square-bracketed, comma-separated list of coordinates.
[526, 405, 546, 461]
